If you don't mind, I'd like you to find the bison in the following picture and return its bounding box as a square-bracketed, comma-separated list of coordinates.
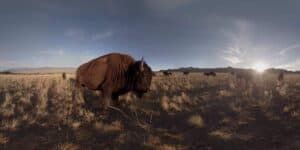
[183, 71, 189, 75]
[76, 53, 153, 110]
[233, 71, 256, 89]
[62, 72, 67, 80]
[234, 71, 254, 81]
[152, 72, 156, 77]
[278, 72, 284, 81]
[204, 71, 216, 77]
[163, 71, 172, 76]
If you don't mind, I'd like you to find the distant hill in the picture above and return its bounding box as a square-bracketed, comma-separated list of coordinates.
[2, 66, 299, 74]
[3, 67, 76, 74]
[160, 67, 300, 74]
[160, 67, 252, 73]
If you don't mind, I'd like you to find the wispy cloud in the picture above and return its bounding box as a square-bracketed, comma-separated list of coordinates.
[64, 28, 115, 41]
[145, 0, 194, 13]
[91, 31, 114, 41]
[40, 49, 65, 56]
[222, 55, 242, 64]
[0, 60, 27, 70]
[0, 60, 17, 67]
[221, 19, 251, 66]
[279, 43, 300, 55]
[277, 58, 300, 71]
[64, 28, 85, 40]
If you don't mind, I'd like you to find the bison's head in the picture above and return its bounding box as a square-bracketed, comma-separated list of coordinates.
[129, 57, 152, 98]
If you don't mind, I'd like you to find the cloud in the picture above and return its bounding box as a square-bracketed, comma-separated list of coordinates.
[279, 43, 300, 55]
[145, 0, 194, 12]
[0, 60, 17, 68]
[223, 46, 244, 56]
[277, 58, 300, 71]
[222, 55, 242, 64]
[91, 31, 114, 41]
[64, 28, 85, 40]
[221, 19, 251, 66]
[39, 49, 65, 56]
[64, 28, 115, 41]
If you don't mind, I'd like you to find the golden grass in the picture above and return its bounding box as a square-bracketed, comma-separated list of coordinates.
[0, 72, 300, 149]
[94, 120, 123, 133]
[57, 142, 79, 150]
[187, 115, 205, 128]
[209, 129, 233, 140]
[0, 133, 9, 144]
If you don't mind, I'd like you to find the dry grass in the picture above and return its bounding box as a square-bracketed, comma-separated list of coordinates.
[0, 72, 300, 149]
[209, 129, 233, 140]
[57, 142, 79, 150]
[0, 133, 9, 144]
[187, 115, 205, 128]
[94, 120, 123, 133]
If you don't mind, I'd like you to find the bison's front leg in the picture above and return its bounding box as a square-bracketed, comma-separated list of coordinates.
[112, 93, 121, 107]
[102, 89, 112, 111]
[102, 96, 111, 111]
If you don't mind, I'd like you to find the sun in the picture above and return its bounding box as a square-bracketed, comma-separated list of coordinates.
[252, 62, 268, 73]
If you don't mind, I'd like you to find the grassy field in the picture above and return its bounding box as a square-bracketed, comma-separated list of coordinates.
[0, 72, 300, 150]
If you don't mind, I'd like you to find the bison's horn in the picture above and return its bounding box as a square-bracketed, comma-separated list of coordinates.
[140, 56, 144, 72]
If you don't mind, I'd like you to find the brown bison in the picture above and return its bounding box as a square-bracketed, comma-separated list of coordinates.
[183, 71, 189, 75]
[234, 71, 254, 81]
[278, 72, 284, 81]
[204, 71, 216, 77]
[76, 53, 153, 110]
[163, 71, 172, 76]
[62, 72, 67, 80]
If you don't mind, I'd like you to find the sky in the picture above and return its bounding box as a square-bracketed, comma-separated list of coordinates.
[0, 0, 300, 71]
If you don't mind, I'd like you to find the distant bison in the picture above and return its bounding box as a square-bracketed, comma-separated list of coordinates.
[278, 72, 284, 81]
[62, 72, 66, 80]
[76, 53, 153, 110]
[234, 71, 254, 81]
[204, 71, 216, 77]
[163, 71, 172, 76]
[183, 71, 190, 75]
[152, 72, 157, 77]
[233, 71, 255, 88]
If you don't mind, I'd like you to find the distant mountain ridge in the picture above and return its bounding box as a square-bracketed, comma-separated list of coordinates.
[1, 66, 299, 74]
[160, 67, 300, 74]
[2, 67, 76, 74]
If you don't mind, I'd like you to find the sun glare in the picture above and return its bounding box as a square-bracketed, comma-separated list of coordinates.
[252, 62, 268, 73]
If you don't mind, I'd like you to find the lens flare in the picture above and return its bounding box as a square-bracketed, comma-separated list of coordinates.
[252, 62, 268, 73]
